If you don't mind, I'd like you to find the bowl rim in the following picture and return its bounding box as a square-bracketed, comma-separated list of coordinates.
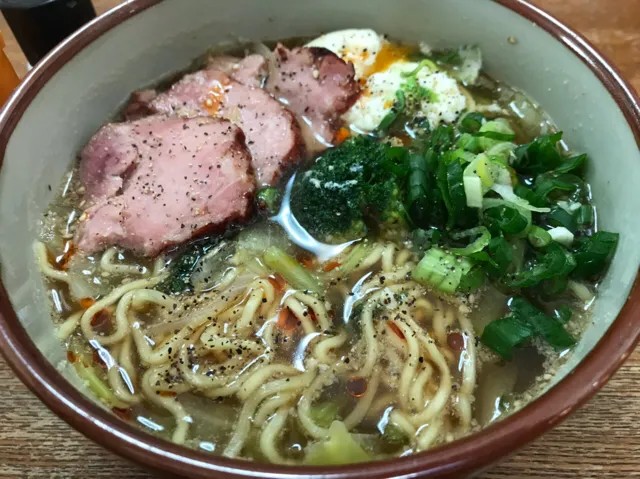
[0, 0, 639, 477]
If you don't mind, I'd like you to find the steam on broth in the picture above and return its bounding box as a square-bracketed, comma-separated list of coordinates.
[35, 29, 618, 465]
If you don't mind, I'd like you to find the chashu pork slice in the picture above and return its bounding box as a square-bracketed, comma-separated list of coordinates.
[75, 115, 255, 257]
[138, 69, 304, 187]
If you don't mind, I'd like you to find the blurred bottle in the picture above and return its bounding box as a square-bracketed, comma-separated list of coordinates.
[0, 30, 19, 104]
[1, 0, 96, 65]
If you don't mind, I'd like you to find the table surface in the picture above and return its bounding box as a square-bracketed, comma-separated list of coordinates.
[1, 0, 640, 477]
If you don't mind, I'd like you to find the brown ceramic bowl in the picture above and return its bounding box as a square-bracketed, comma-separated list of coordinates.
[1, 0, 639, 477]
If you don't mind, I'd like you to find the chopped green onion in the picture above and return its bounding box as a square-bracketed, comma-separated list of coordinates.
[74, 357, 129, 409]
[545, 207, 578, 233]
[502, 242, 576, 288]
[457, 265, 486, 292]
[411, 228, 441, 253]
[483, 204, 530, 236]
[401, 58, 437, 78]
[413, 247, 473, 294]
[527, 225, 552, 248]
[257, 187, 282, 215]
[463, 175, 484, 208]
[476, 119, 516, 150]
[450, 226, 491, 256]
[575, 204, 594, 226]
[571, 231, 619, 279]
[458, 112, 485, 134]
[334, 242, 373, 276]
[263, 246, 322, 294]
[553, 305, 573, 324]
[481, 296, 575, 360]
[377, 89, 406, 132]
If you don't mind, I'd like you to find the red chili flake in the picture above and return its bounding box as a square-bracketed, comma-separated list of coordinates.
[268, 274, 287, 294]
[66, 351, 77, 364]
[447, 332, 465, 351]
[346, 376, 368, 398]
[112, 407, 132, 421]
[54, 240, 76, 271]
[277, 307, 298, 332]
[90, 309, 111, 333]
[79, 297, 95, 309]
[159, 391, 177, 398]
[334, 127, 351, 145]
[322, 260, 341, 272]
[388, 322, 406, 341]
[306, 308, 317, 322]
[92, 350, 107, 369]
[296, 252, 315, 269]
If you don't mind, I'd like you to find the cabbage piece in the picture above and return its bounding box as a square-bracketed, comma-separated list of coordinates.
[304, 421, 371, 466]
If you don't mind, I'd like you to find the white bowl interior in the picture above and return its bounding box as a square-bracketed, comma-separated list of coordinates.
[1, 0, 639, 407]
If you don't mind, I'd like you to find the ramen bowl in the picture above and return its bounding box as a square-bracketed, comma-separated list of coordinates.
[0, 0, 639, 477]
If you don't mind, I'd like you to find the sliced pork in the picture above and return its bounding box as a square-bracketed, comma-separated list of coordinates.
[265, 45, 360, 147]
[75, 116, 255, 257]
[206, 54, 267, 88]
[142, 69, 303, 186]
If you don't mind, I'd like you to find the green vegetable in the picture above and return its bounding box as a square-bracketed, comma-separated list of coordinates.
[545, 207, 578, 233]
[575, 204, 594, 226]
[554, 153, 587, 174]
[411, 228, 441, 253]
[450, 226, 491, 256]
[382, 423, 410, 446]
[502, 242, 576, 288]
[534, 172, 584, 201]
[438, 149, 477, 228]
[457, 132, 481, 153]
[571, 231, 619, 279]
[430, 48, 463, 66]
[304, 421, 371, 465]
[401, 59, 437, 78]
[334, 242, 373, 276]
[157, 239, 220, 294]
[514, 184, 548, 209]
[406, 153, 441, 228]
[263, 246, 322, 294]
[309, 402, 342, 428]
[73, 355, 129, 409]
[257, 187, 282, 214]
[513, 132, 564, 174]
[554, 305, 573, 324]
[457, 264, 486, 292]
[413, 247, 474, 293]
[411, 125, 455, 228]
[458, 112, 485, 134]
[481, 296, 575, 360]
[527, 225, 552, 248]
[377, 89, 406, 132]
[483, 205, 530, 236]
[539, 275, 569, 297]
[475, 119, 516, 151]
[290, 136, 405, 242]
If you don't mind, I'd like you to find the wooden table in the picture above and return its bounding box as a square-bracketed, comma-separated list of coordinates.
[1, 0, 639, 477]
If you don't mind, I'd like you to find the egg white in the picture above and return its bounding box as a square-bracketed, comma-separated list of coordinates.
[343, 61, 467, 133]
[306, 28, 382, 80]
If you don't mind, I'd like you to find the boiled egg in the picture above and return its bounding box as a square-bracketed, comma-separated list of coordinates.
[307, 29, 468, 134]
[306, 28, 382, 79]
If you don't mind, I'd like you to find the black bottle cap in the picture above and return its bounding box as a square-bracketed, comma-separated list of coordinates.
[1, 0, 96, 65]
